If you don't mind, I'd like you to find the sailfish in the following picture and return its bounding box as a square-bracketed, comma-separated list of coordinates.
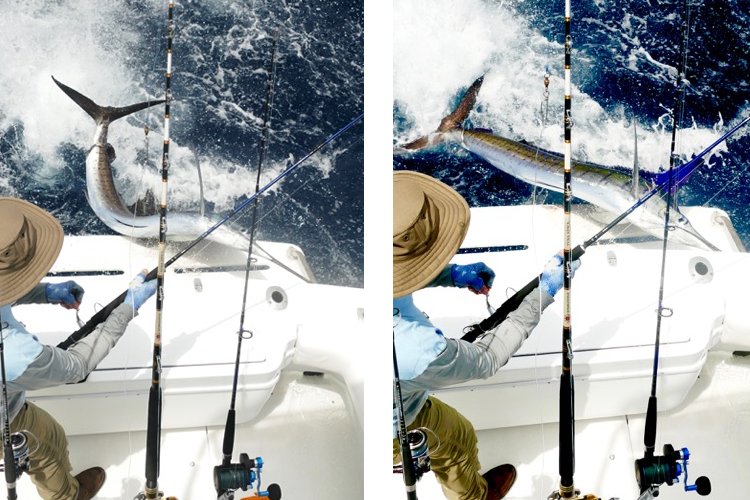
[396, 76, 719, 250]
[53, 76, 248, 248]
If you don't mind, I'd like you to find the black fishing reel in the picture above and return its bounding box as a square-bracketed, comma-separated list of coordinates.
[214, 454, 281, 500]
[635, 445, 710, 498]
[393, 429, 431, 481]
[0, 432, 31, 476]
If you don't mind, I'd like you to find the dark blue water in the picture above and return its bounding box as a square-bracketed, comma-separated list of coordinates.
[0, 0, 363, 287]
[394, 0, 750, 250]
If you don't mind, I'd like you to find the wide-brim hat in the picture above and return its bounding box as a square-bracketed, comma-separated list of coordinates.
[0, 198, 63, 307]
[393, 171, 470, 298]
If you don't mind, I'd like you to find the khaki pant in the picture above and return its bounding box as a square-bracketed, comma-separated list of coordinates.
[394, 397, 487, 500]
[11, 402, 79, 500]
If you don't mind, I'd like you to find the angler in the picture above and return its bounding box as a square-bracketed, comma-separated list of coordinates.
[391, 171, 582, 500]
[396, 76, 719, 251]
[0, 197, 156, 500]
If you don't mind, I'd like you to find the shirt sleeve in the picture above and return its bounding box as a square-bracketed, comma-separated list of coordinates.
[409, 287, 554, 389]
[14, 283, 48, 305]
[10, 303, 135, 390]
[424, 266, 453, 288]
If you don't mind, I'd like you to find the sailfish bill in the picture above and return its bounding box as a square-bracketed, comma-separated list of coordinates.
[53, 76, 249, 248]
[396, 76, 719, 250]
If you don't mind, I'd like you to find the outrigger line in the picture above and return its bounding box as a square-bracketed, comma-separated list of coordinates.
[634, 1, 711, 497]
[140, 1, 174, 499]
[213, 30, 282, 500]
[460, 113, 749, 344]
[56, 112, 364, 351]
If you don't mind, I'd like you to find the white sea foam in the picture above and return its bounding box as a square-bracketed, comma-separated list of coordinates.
[393, 0, 729, 174]
[0, 0, 348, 213]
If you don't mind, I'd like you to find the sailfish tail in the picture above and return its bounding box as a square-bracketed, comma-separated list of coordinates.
[52, 76, 165, 124]
[399, 75, 485, 151]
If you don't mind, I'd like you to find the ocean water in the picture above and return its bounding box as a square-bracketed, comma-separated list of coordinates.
[0, 0, 363, 287]
[393, 0, 750, 249]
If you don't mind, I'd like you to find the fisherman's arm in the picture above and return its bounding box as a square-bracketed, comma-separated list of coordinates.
[11, 271, 156, 389]
[415, 289, 553, 388]
[10, 303, 135, 389]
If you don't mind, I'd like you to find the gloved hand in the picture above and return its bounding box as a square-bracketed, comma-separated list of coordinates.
[540, 254, 582, 297]
[46, 281, 84, 310]
[451, 262, 495, 295]
[124, 269, 157, 311]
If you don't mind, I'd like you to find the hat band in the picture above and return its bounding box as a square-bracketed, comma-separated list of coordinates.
[0, 218, 37, 273]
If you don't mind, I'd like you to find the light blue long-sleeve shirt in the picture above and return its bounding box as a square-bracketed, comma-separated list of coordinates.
[1, 283, 136, 423]
[393, 287, 554, 438]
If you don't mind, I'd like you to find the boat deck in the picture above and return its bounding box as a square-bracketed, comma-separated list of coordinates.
[390, 350, 750, 500]
[15, 368, 363, 499]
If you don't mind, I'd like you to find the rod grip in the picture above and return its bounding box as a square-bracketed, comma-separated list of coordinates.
[222, 409, 236, 465]
[644, 396, 657, 456]
[4, 442, 17, 500]
[145, 385, 162, 485]
[461, 245, 586, 343]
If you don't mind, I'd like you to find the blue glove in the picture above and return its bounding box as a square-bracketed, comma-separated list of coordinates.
[451, 262, 495, 295]
[124, 269, 157, 311]
[46, 281, 84, 309]
[540, 254, 582, 297]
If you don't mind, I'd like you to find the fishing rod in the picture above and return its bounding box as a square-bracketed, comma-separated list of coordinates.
[0, 310, 20, 500]
[214, 31, 282, 500]
[460, 112, 749, 344]
[140, 2, 173, 498]
[634, 2, 710, 497]
[547, 4, 598, 499]
[556, 0, 577, 495]
[56, 112, 363, 351]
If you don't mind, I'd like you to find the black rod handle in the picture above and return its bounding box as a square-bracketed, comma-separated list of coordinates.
[461, 245, 585, 343]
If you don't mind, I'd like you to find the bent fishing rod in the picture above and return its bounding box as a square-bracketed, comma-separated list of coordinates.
[56, 112, 363, 350]
[0, 307, 18, 500]
[393, 333, 419, 500]
[214, 30, 282, 500]
[634, 2, 710, 497]
[460, 112, 750, 344]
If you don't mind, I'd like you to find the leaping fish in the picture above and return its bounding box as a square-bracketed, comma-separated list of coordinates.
[396, 76, 718, 250]
[53, 76, 248, 249]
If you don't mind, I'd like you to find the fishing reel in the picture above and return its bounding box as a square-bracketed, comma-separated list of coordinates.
[214, 454, 281, 500]
[635, 445, 711, 498]
[0, 432, 31, 476]
[392, 429, 431, 481]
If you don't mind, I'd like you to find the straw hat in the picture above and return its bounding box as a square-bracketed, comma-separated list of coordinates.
[393, 171, 470, 298]
[0, 198, 64, 307]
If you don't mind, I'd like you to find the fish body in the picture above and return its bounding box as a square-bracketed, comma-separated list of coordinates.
[53, 76, 248, 249]
[458, 128, 713, 248]
[397, 75, 717, 249]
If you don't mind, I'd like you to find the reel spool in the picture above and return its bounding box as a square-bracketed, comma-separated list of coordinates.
[393, 429, 431, 481]
[0, 432, 30, 475]
[635, 445, 711, 497]
[214, 453, 281, 500]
